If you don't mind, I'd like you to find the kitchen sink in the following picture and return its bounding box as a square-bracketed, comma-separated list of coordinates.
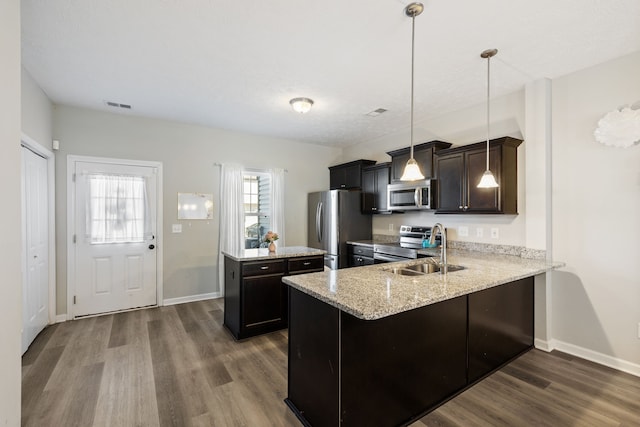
[383, 259, 464, 276]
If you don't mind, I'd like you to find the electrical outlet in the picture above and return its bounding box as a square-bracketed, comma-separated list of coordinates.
[388, 223, 394, 232]
[476, 228, 484, 238]
[491, 228, 499, 239]
[172, 224, 182, 233]
[458, 226, 469, 237]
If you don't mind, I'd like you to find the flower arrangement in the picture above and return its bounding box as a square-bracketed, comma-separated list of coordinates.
[264, 231, 279, 243]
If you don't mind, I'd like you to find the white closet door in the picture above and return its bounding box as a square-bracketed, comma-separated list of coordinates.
[22, 147, 49, 354]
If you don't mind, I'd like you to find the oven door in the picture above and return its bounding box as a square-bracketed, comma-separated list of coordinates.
[373, 253, 412, 264]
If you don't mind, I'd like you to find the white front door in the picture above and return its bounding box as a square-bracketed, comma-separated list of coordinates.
[22, 146, 50, 353]
[72, 160, 158, 317]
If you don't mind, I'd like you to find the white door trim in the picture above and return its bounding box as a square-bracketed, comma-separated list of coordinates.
[66, 155, 163, 320]
[20, 133, 56, 326]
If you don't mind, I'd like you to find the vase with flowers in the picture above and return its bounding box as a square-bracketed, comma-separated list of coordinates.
[264, 231, 279, 252]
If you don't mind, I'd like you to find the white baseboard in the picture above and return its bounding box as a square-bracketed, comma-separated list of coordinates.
[55, 314, 67, 323]
[536, 339, 640, 377]
[163, 292, 221, 306]
[534, 338, 554, 352]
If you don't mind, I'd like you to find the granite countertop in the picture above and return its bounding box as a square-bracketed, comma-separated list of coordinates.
[222, 246, 325, 262]
[283, 249, 564, 321]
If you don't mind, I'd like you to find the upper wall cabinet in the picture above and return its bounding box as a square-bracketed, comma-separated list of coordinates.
[329, 159, 376, 190]
[361, 162, 391, 214]
[435, 137, 522, 214]
[387, 141, 452, 182]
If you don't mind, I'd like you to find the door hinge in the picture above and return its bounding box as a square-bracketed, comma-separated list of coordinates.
[73, 234, 76, 244]
[73, 295, 76, 304]
[72, 173, 76, 182]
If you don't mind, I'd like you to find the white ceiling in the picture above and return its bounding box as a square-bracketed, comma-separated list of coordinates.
[21, 0, 640, 148]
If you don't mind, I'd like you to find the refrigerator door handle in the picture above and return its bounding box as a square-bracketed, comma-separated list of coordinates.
[317, 202, 324, 242]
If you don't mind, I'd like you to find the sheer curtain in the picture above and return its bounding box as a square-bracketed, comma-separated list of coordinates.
[271, 168, 285, 246]
[86, 174, 150, 244]
[218, 163, 244, 295]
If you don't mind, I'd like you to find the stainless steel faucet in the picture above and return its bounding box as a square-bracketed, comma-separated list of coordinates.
[429, 223, 447, 268]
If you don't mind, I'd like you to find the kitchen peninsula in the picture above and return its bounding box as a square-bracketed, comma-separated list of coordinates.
[283, 249, 563, 427]
[222, 246, 325, 340]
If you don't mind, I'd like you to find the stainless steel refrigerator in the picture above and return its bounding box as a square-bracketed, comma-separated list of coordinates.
[308, 190, 372, 270]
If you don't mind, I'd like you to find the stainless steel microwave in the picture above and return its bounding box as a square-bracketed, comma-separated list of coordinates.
[387, 179, 434, 211]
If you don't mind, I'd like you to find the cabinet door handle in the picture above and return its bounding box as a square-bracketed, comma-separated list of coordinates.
[260, 266, 269, 270]
[303, 262, 311, 266]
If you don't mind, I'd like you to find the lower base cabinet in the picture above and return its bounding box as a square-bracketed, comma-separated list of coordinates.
[286, 276, 534, 426]
[224, 255, 323, 340]
[468, 277, 534, 383]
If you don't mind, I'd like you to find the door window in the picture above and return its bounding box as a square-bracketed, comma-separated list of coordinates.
[86, 174, 149, 244]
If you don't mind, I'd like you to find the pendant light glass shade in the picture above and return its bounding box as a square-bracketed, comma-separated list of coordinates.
[478, 170, 499, 188]
[400, 3, 425, 182]
[400, 158, 425, 181]
[477, 48, 499, 189]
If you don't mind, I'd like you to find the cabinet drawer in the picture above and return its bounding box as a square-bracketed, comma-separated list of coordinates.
[351, 245, 373, 258]
[242, 260, 286, 277]
[288, 256, 324, 274]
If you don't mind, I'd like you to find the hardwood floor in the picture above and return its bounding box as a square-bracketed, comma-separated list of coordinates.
[22, 299, 640, 426]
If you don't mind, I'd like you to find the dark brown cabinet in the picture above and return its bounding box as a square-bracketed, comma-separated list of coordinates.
[435, 137, 522, 214]
[468, 277, 534, 383]
[329, 159, 376, 190]
[387, 141, 452, 182]
[347, 243, 374, 267]
[286, 276, 534, 427]
[361, 162, 390, 213]
[223, 254, 323, 340]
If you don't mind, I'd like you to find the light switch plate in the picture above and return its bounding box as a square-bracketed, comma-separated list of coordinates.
[476, 228, 484, 238]
[172, 224, 182, 233]
[458, 226, 469, 237]
[491, 228, 499, 239]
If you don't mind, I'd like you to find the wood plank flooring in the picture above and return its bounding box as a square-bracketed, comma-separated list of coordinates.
[22, 298, 640, 426]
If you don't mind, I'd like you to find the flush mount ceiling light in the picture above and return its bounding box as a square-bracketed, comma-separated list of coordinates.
[289, 97, 314, 114]
[400, 2, 425, 182]
[477, 48, 500, 189]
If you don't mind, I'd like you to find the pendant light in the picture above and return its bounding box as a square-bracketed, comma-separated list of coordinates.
[400, 2, 425, 181]
[477, 48, 499, 188]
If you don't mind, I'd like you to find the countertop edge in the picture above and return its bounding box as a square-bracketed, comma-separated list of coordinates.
[222, 246, 326, 262]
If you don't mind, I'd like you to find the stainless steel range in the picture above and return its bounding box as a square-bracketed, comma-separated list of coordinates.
[373, 225, 441, 263]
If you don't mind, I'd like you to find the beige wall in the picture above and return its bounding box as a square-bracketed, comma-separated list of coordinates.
[21, 67, 53, 148]
[0, 0, 23, 423]
[53, 105, 341, 314]
[342, 90, 529, 246]
[551, 51, 640, 370]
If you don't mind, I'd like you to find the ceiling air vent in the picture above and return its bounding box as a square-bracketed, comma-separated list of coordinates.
[365, 108, 387, 117]
[104, 101, 132, 110]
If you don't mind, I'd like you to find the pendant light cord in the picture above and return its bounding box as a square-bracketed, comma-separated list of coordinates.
[486, 53, 491, 171]
[410, 14, 416, 160]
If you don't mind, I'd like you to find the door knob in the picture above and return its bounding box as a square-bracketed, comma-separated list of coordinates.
[148, 244, 155, 250]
